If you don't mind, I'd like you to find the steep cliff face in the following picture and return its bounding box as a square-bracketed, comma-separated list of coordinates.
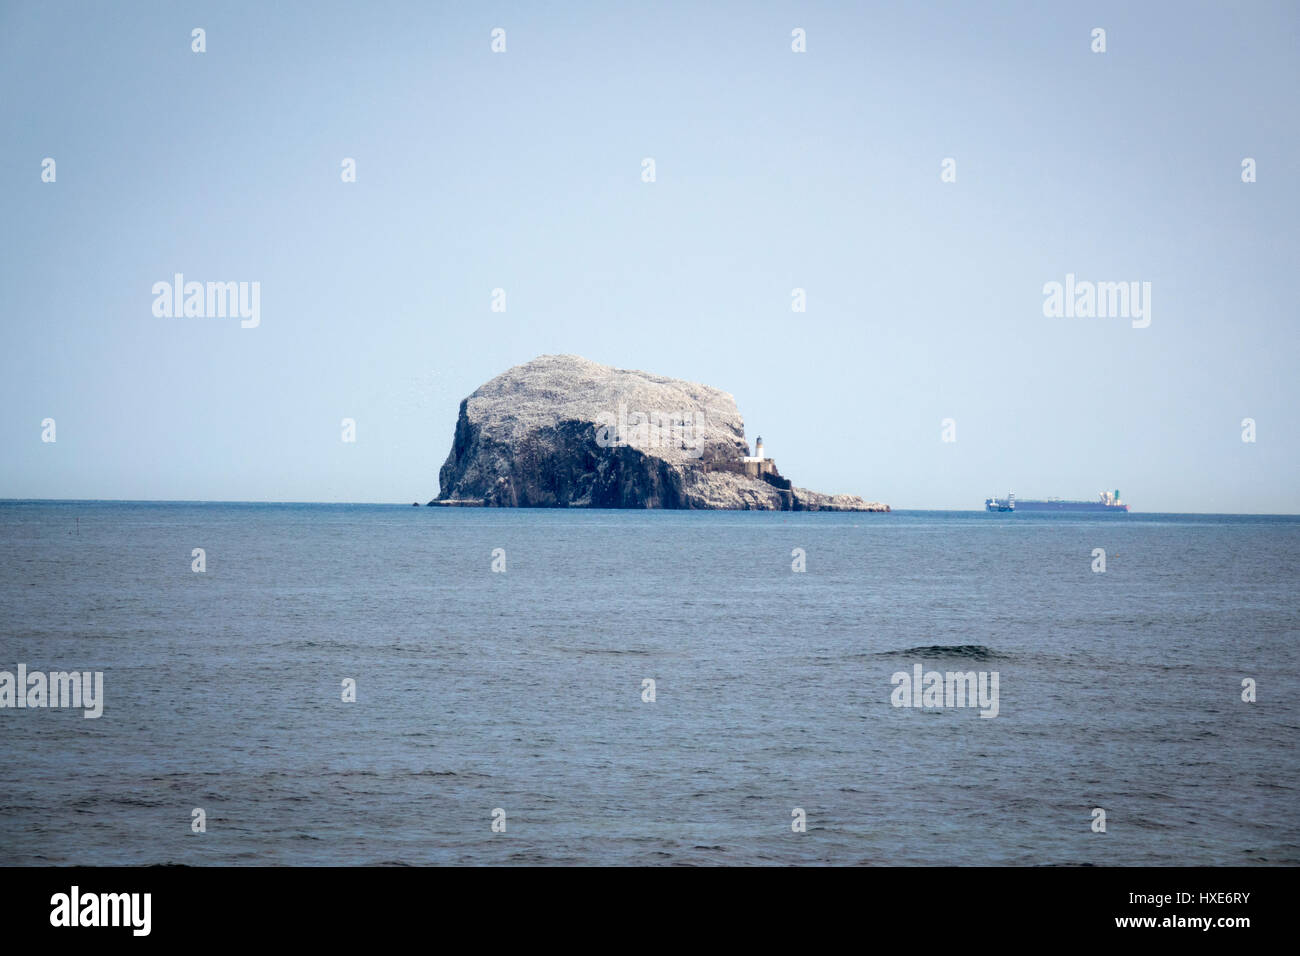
[431, 355, 888, 511]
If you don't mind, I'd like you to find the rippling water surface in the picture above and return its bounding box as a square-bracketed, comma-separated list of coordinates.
[1, 502, 1297, 865]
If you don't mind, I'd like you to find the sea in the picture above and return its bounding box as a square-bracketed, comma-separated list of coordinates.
[1, 501, 1297, 866]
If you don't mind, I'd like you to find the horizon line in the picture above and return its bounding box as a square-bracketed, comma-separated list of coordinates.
[1, 498, 1296, 518]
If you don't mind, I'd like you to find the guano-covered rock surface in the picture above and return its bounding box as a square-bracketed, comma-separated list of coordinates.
[430, 355, 888, 511]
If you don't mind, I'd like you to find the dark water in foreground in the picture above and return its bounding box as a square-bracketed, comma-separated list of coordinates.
[0, 501, 1297, 865]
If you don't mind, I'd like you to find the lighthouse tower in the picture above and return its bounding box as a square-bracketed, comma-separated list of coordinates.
[742, 435, 768, 468]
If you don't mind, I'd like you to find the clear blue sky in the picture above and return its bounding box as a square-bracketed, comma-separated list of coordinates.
[2, 1, 1296, 511]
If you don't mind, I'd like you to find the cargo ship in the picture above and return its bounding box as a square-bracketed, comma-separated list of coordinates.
[984, 490, 1129, 513]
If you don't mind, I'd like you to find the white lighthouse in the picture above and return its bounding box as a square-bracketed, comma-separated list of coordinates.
[737, 433, 779, 479]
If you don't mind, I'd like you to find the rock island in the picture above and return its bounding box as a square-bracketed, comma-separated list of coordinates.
[429, 355, 888, 511]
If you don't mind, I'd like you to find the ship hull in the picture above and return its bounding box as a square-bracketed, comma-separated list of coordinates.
[1012, 500, 1129, 512]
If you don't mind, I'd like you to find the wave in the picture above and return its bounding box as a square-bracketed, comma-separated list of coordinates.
[878, 644, 1006, 661]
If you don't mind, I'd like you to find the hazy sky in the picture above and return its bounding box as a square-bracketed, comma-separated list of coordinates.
[2, 1, 1296, 511]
